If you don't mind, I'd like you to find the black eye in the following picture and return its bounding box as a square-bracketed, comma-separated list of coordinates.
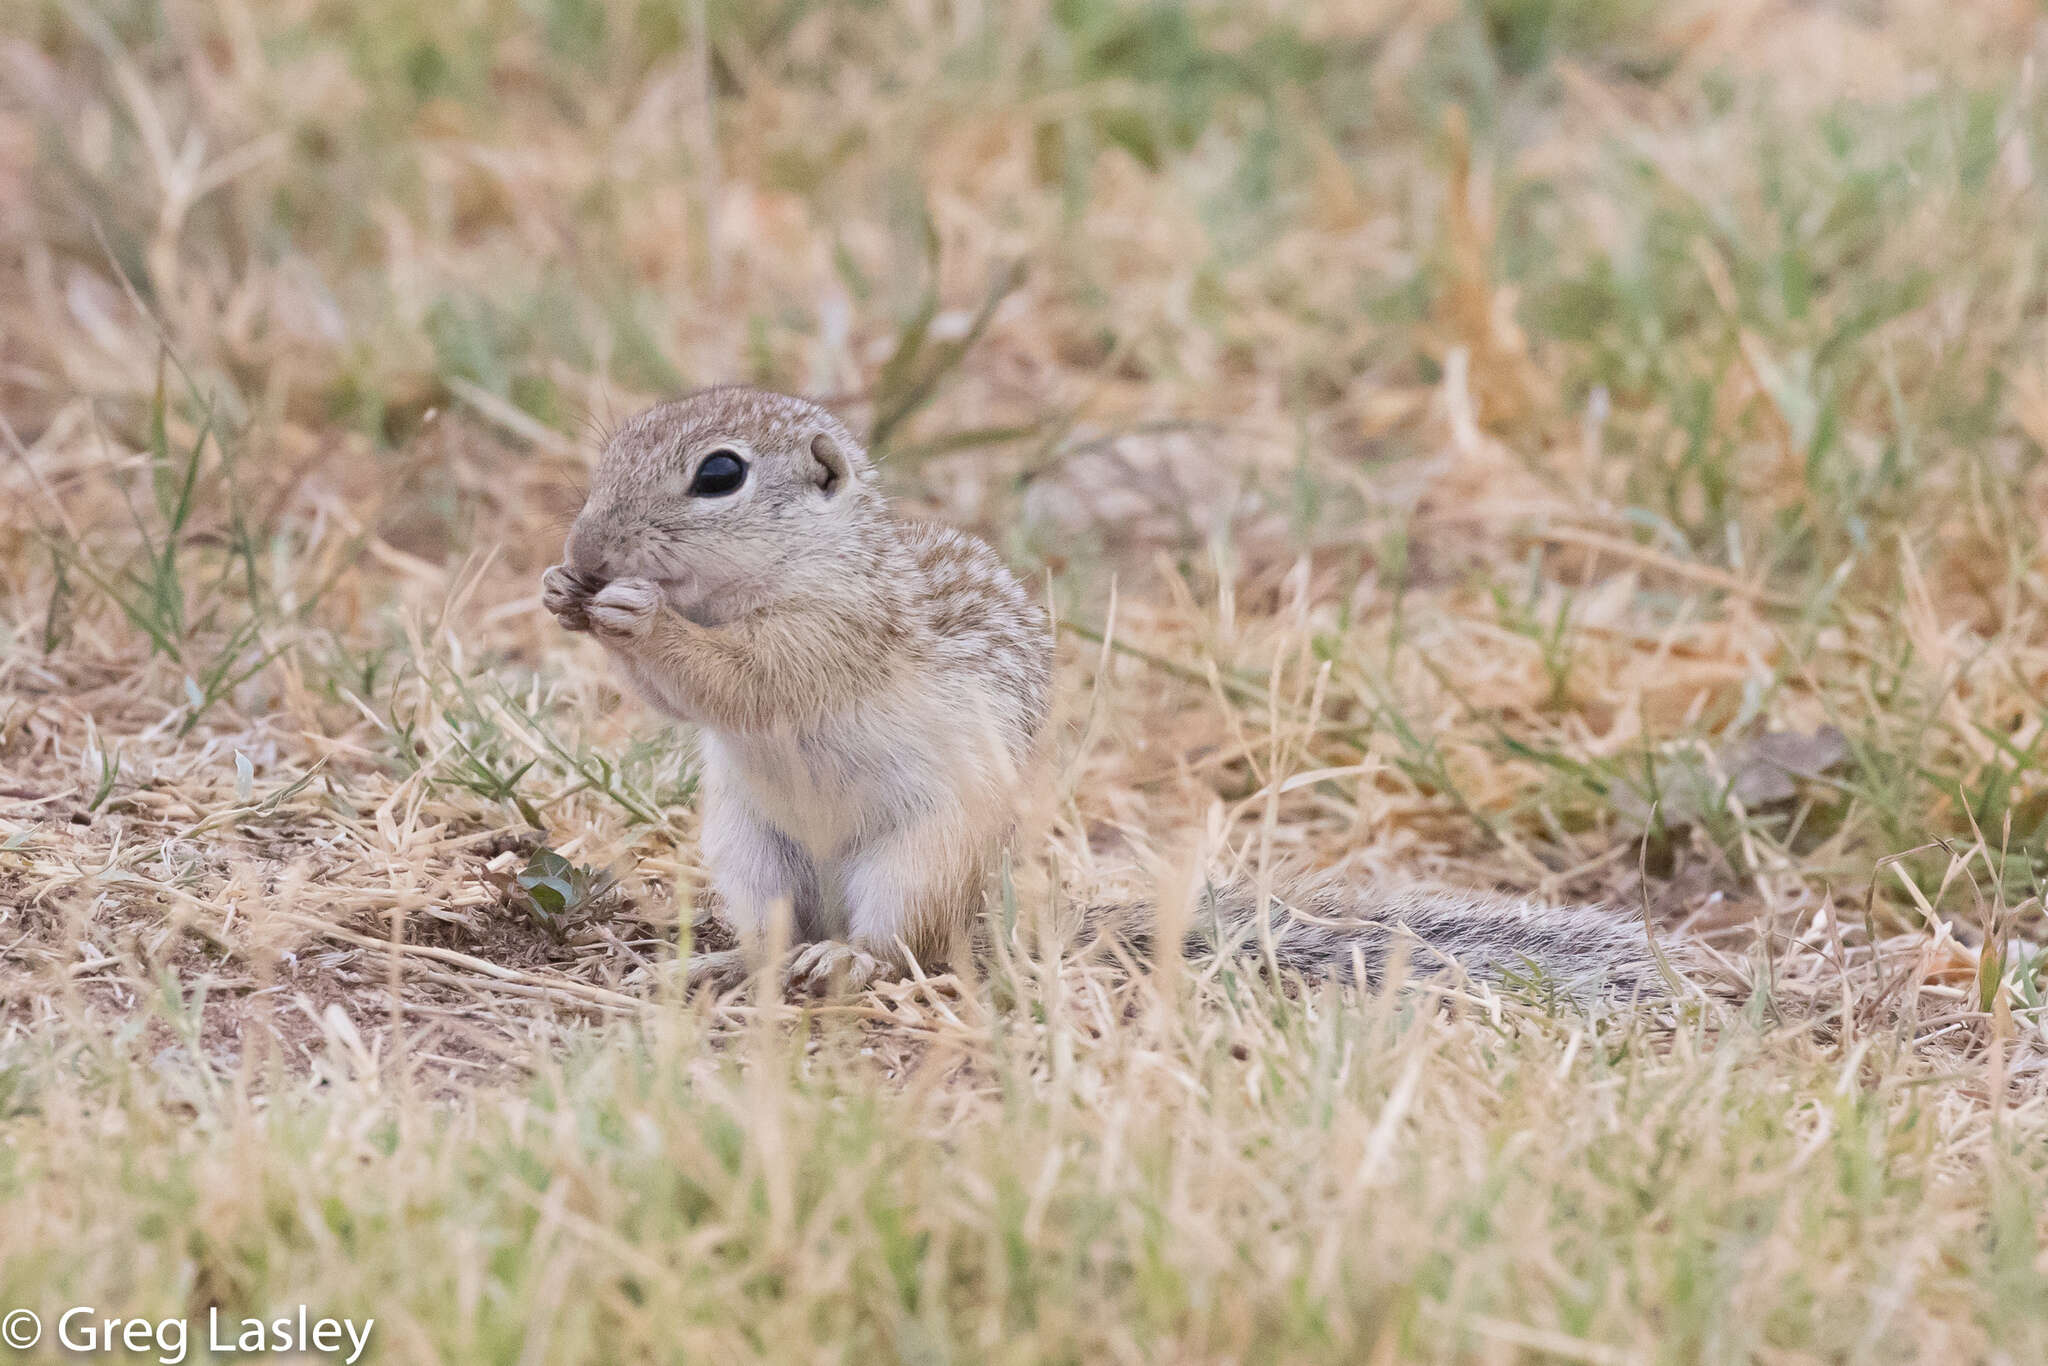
[689, 450, 747, 497]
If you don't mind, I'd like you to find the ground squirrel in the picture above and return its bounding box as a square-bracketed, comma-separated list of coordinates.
[543, 386, 1674, 999]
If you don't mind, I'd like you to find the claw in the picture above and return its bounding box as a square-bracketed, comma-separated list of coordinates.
[541, 563, 599, 632]
[587, 578, 662, 639]
[783, 940, 889, 997]
[683, 949, 750, 996]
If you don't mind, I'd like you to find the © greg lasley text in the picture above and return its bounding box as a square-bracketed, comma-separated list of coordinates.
[56, 1306, 374, 1364]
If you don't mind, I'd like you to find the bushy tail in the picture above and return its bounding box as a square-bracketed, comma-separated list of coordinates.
[1082, 875, 1679, 999]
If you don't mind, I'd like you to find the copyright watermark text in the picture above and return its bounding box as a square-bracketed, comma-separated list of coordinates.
[0, 1312, 37, 1350]
[0, 1306, 372, 1363]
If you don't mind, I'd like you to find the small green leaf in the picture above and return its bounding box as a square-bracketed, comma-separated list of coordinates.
[523, 877, 571, 917]
[506, 846, 620, 941]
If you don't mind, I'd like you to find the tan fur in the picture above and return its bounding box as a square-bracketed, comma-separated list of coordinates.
[545, 386, 1679, 999]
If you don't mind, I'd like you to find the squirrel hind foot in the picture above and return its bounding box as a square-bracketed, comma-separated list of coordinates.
[784, 940, 897, 998]
[683, 948, 751, 997]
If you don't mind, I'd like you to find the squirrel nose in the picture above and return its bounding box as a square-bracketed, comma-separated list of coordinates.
[564, 517, 613, 581]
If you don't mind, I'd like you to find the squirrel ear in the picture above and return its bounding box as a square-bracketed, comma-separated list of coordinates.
[809, 431, 852, 495]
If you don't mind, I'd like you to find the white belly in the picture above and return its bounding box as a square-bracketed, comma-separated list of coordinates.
[699, 712, 938, 862]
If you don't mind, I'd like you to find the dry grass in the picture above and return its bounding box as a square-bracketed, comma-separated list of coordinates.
[3, 0, 2048, 1360]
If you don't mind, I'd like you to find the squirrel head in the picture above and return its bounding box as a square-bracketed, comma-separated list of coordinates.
[564, 386, 878, 613]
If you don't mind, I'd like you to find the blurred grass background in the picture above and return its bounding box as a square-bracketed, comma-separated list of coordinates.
[2, 1, 2048, 1360]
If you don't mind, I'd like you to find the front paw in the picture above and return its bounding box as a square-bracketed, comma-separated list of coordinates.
[541, 563, 600, 632]
[587, 578, 663, 641]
